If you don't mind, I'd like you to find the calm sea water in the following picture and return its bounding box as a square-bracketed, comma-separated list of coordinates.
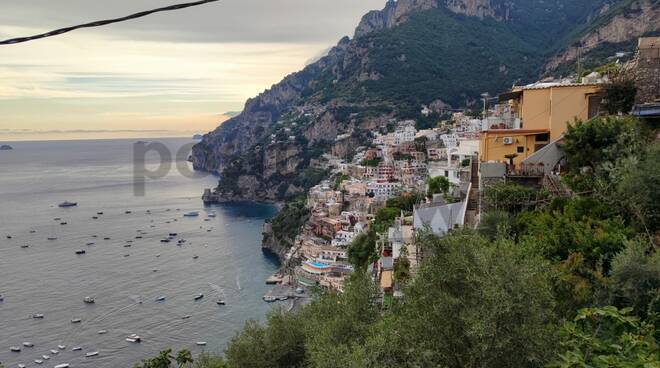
[0, 138, 279, 368]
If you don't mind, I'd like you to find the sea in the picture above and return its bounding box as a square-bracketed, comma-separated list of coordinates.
[0, 138, 280, 368]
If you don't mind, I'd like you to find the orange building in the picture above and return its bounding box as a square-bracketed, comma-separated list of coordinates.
[481, 83, 604, 165]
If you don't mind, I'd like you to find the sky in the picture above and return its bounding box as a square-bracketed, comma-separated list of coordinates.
[0, 0, 384, 141]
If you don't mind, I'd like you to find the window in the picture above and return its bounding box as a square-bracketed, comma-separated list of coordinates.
[517, 146, 525, 153]
[536, 133, 550, 142]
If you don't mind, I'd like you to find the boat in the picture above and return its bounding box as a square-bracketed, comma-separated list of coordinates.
[125, 210, 132, 214]
[75, 249, 86, 255]
[10, 346, 21, 352]
[34, 359, 43, 364]
[97, 212, 104, 215]
[92, 216, 98, 219]
[54, 218, 61, 221]
[207, 212, 217, 218]
[22, 342, 34, 347]
[71, 318, 82, 323]
[58, 201, 78, 208]
[50, 349, 59, 354]
[0, 294, 3, 301]
[32, 313, 44, 319]
[193, 255, 199, 259]
[135, 236, 143, 239]
[196, 342, 207, 346]
[54, 364, 70, 368]
[58, 345, 66, 350]
[60, 222, 67, 225]
[6, 235, 12, 239]
[183, 211, 199, 217]
[156, 296, 166, 302]
[169, 233, 178, 237]
[86, 351, 99, 357]
[160, 239, 170, 243]
[86, 242, 95, 246]
[47, 237, 57, 241]
[18, 365, 25, 368]
[263, 296, 277, 303]
[126, 334, 142, 343]
[103, 237, 111, 240]
[98, 330, 107, 335]
[194, 293, 204, 301]
[20, 244, 29, 248]
[84, 296, 95, 304]
[124, 244, 132, 248]
[216, 300, 226, 306]
[42, 355, 50, 360]
[72, 346, 83, 350]
[1, 144, 14, 150]
[181, 315, 191, 320]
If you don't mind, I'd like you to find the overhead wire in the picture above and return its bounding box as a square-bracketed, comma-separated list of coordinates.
[0, 0, 220, 45]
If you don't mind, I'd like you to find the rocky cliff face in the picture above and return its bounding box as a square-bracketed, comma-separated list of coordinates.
[546, 0, 660, 72]
[192, 0, 652, 202]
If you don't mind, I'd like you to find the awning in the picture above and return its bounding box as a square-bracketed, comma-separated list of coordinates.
[632, 103, 660, 117]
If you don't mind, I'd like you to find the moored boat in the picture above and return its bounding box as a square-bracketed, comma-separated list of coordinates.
[84, 296, 95, 304]
[32, 313, 44, 319]
[10, 346, 21, 352]
[194, 293, 204, 301]
[22, 342, 34, 347]
[86, 351, 99, 357]
[72, 346, 83, 351]
[126, 334, 142, 343]
[183, 211, 199, 217]
[58, 201, 78, 208]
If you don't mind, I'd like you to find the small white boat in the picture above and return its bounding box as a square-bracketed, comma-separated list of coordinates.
[156, 296, 166, 302]
[58, 345, 66, 350]
[207, 212, 217, 218]
[194, 293, 204, 301]
[71, 318, 82, 323]
[58, 201, 78, 208]
[50, 349, 59, 354]
[98, 330, 107, 335]
[18, 364, 26, 368]
[10, 346, 21, 352]
[196, 341, 207, 346]
[84, 296, 95, 304]
[23, 342, 34, 347]
[42, 354, 50, 360]
[193, 255, 199, 260]
[32, 313, 45, 319]
[126, 334, 142, 343]
[183, 211, 199, 217]
[216, 300, 226, 306]
[86, 351, 99, 357]
[34, 359, 43, 364]
[72, 346, 83, 351]
[54, 364, 70, 368]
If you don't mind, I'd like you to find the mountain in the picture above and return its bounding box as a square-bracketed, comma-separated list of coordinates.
[192, 0, 659, 202]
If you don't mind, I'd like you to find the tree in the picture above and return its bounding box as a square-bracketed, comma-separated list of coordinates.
[194, 354, 228, 368]
[610, 238, 660, 318]
[548, 306, 659, 368]
[602, 64, 637, 115]
[483, 182, 543, 213]
[477, 210, 515, 240]
[368, 231, 558, 367]
[135, 349, 195, 368]
[426, 176, 450, 198]
[348, 230, 378, 269]
[561, 116, 643, 191]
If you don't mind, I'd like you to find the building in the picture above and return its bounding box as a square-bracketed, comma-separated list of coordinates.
[413, 201, 467, 237]
[367, 181, 401, 199]
[481, 82, 604, 165]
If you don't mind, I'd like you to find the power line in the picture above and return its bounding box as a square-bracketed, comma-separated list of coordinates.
[0, 0, 220, 46]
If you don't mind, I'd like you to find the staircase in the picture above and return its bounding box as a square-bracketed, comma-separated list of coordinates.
[467, 155, 480, 212]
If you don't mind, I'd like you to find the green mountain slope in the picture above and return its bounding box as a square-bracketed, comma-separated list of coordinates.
[191, 0, 658, 202]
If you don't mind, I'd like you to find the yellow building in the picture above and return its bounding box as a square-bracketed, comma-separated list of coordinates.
[480, 83, 604, 165]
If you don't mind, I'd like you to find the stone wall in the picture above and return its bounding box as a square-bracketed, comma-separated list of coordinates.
[636, 37, 660, 104]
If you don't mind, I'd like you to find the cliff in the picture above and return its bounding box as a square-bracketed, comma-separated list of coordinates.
[192, 0, 656, 202]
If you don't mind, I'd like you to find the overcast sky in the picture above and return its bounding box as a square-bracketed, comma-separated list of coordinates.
[0, 0, 384, 141]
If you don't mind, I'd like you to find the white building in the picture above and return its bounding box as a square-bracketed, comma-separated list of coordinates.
[367, 181, 401, 199]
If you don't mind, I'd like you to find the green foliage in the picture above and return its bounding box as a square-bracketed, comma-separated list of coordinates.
[478, 210, 515, 240]
[292, 168, 329, 192]
[267, 197, 310, 247]
[549, 306, 659, 368]
[385, 191, 424, 212]
[194, 354, 228, 368]
[611, 238, 660, 319]
[362, 157, 381, 167]
[562, 116, 643, 190]
[366, 231, 558, 367]
[517, 197, 632, 270]
[333, 174, 349, 190]
[603, 69, 637, 115]
[372, 208, 400, 234]
[483, 182, 545, 213]
[135, 349, 195, 368]
[426, 175, 450, 198]
[348, 230, 378, 269]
